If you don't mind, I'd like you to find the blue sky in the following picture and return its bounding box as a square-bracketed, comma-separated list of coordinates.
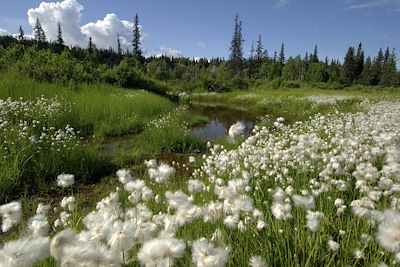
[0, 0, 399, 62]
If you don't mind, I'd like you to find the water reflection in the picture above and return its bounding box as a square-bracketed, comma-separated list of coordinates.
[189, 104, 257, 139]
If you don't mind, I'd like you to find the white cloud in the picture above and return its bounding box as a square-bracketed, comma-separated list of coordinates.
[345, 0, 400, 10]
[0, 28, 11, 36]
[81, 13, 135, 50]
[147, 45, 183, 58]
[197, 41, 206, 48]
[27, 0, 86, 46]
[273, 0, 290, 9]
[26, 0, 148, 51]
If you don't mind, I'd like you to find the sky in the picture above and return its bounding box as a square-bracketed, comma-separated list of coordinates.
[0, 0, 399, 62]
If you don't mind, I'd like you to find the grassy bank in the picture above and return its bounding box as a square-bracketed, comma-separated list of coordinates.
[187, 85, 400, 124]
[0, 73, 179, 202]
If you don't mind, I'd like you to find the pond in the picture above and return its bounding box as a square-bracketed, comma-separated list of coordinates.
[188, 103, 258, 139]
[102, 103, 259, 158]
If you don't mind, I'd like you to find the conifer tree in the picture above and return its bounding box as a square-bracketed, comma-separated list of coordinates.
[359, 56, 373, 85]
[132, 13, 143, 60]
[229, 14, 244, 76]
[354, 42, 364, 80]
[380, 48, 399, 86]
[340, 46, 356, 86]
[34, 18, 46, 43]
[17, 25, 24, 41]
[117, 34, 122, 55]
[255, 34, 266, 61]
[56, 22, 64, 46]
[88, 36, 94, 53]
[310, 45, 319, 63]
[279, 43, 285, 66]
[371, 48, 384, 85]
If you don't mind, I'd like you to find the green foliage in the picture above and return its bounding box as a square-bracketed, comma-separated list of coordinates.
[307, 63, 329, 83]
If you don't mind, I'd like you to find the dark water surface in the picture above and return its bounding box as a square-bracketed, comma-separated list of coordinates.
[189, 104, 257, 139]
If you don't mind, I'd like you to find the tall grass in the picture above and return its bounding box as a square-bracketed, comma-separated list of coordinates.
[0, 72, 174, 137]
[0, 73, 176, 202]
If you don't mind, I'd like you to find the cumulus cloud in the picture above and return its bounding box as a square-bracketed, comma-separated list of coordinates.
[27, 0, 86, 46]
[24, 0, 183, 55]
[26, 0, 147, 50]
[81, 13, 135, 50]
[0, 28, 11, 36]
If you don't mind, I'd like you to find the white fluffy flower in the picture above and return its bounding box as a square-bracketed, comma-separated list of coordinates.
[250, 255, 268, 267]
[0, 201, 22, 233]
[292, 194, 315, 210]
[306, 211, 324, 232]
[328, 240, 339, 252]
[0, 236, 50, 267]
[376, 209, 400, 252]
[192, 238, 229, 267]
[57, 173, 75, 187]
[116, 169, 133, 184]
[137, 237, 185, 267]
[271, 202, 292, 221]
[107, 221, 135, 251]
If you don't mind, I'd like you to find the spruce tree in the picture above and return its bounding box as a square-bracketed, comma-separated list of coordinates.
[359, 56, 373, 85]
[88, 36, 94, 53]
[371, 48, 384, 85]
[117, 34, 122, 55]
[34, 18, 46, 43]
[56, 22, 64, 46]
[229, 14, 244, 76]
[18, 26, 24, 41]
[380, 48, 399, 86]
[255, 34, 265, 61]
[354, 42, 364, 80]
[340, 46, 356, 86]
[310, 45, 319, 63]
[279, 43, 285, 66]
[132, 13, 143, 60]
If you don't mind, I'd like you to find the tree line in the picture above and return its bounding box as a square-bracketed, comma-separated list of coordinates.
[0, 14, 399, 93]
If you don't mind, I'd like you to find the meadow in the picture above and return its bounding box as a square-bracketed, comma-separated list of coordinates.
[1, 76, 400, 266]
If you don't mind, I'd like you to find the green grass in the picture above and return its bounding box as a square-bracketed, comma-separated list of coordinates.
[0, 72, 174, 138]
[188, 85, 400, 126]
[0, 72, 178, 202]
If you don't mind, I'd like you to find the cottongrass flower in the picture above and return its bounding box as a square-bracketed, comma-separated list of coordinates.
[36, 203, 51, 215]
[292, 194, 316, 210]
[228, 121, 245, 139]
[50, 228, 77, 262]
[189, 156, 196, 163]
[0, 236, 50, 267]
[107, 220, 135, 251]
[0, 201, 22, 233]
[249, 255, 268, 267]
[27, 214, 49, 237]
[328, 240, 340, 252]
[148, 163, 176, 184]
[188, 179, 205, 193]
[271, 202, 292, 221]
[116, 169, 133, 184]
[61, 196, 75, 212]
[192, 238, 229, 267]
[376, 209, 400, 252]
[57, 173, 75, 188]
[137, 237, 186, 267]
[353, 249, 365, 260]
[306, 211, 324, 232]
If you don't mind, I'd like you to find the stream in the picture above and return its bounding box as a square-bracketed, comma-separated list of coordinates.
[189, 103, 257, 139]
[102, 103, 259, 158]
